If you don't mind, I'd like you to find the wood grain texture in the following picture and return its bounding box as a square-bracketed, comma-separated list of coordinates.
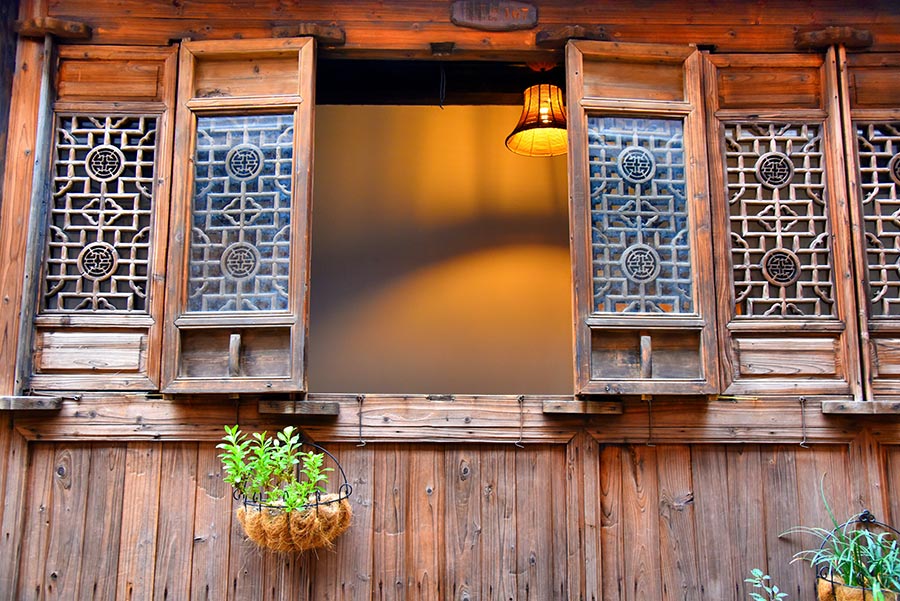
[153, 442, 198, 601]
[725, 446, 766, 601]
[445, 447, 480, 601]
[656, 445, 699, 601]
[691, 445, 735, 601]
[372, 444, 406, 600]
[43, 446, 90, 601]
[599, 445, 625, 601]
[15, 445, 54, 600]
[116, 442, 162, 601]
[480, 446, 517, 601]
[761, 446, 806, 601]
[622, 445, 661, 601]
[77, 444, 126, 601]
[405, 446, 444, 600]
[190, 443, 232, 601]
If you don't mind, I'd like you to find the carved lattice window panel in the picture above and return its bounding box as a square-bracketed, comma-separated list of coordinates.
[856, 122, 900, 317]
[188, 114, 294, 313]
[724, 122, 834, 317]
[588, 116, 693, 314]
[41, 115, 158, 313]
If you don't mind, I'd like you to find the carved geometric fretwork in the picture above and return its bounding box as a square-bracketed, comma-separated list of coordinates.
[188, 114, 294, 312]
[41, 115, 158, 313]
[588, 116, 693, 314]
[724, 123, 834, 317]
[856, 122, 900, 317]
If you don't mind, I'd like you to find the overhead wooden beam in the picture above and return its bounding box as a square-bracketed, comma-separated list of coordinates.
[15, 17, 91, 40]
[272, 23, 346, 46]
[821, 400, 900, 414]
[535, 25, 607, 49]
[795, 26, 873, 50]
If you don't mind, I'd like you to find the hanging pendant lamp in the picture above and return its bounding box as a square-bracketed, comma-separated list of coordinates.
[505, 83, 568, 157]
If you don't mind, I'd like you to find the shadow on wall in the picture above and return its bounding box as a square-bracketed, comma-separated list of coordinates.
[309, 105, 573, 395]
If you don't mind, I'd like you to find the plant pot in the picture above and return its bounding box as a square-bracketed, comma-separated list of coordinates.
[237, 494, 353, 553]
[817, 578, 900, 601]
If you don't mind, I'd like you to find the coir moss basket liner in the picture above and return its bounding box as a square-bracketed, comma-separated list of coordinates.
[237, 493, 353, 553]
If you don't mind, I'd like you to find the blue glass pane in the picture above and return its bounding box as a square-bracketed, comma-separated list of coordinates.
[588, 116, 692, 314]
[188, 114, 293, 312]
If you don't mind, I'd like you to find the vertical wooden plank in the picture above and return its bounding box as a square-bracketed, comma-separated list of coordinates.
[691, 445, 735, 601]
[0, 28, 42, 396]
[848, 430, 888, 519]
[15, 443, 54, 601]
[405, 445, 444, 600]
[116, 442, 162, 601]
[600, 444, 624, 601]
[550, 445, 568, 600]
[0, 0, 19, 217]
[225, 493, 265, 601]
[656, 445, 699, 601]
[44, 446, 91, 601]
[515, 445, 559, 600]
[263, 551, 297, 601]
[886, 446, 900, 528]
[445, 446, 481, 601]
[0, 418, 30, 601]
[621, 445, 661, 601]
[78, 445, 126, 601]
[153, 442, 198, 601]
[308, 442, 375, 601]
[582, 436, 602, 601]
[480, 446, 517, 601]
[726, 445, 766, 600]
[190, 442, 232, 601]
[762, 445, 806, 601]
[372, 443, 406, 600]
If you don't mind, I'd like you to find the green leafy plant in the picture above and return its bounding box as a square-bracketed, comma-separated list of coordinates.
[786, 478, 900, 601]
[217, 425, 332, 513]
[746, 569, 789, 601]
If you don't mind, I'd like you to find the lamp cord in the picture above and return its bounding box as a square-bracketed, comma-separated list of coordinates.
[439, 64, 446, 109]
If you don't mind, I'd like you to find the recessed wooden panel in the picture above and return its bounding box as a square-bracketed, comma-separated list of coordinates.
[57, 60, 163, 102]
[193, 55, 299, 98]
[849, 69, 900, 109]
[590, 329, 701, 380]
[716, 67, 822, 109]
[735, 337, 837, 376]
[34, 331, 145, 372]
[873, 338, 900, 377]
[178, 328, 291, 379]
[581, 59, 684, 102]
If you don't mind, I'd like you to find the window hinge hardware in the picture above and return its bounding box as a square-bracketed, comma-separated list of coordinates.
[794, 27, 873, 51]
[271, 23, 346, 46]
[15, 17, 91, 40]
[426, 394, 455, 402]
[535, 25, 607, 50]
[0, 395, 64, 410]
[430, 42, 456, 57]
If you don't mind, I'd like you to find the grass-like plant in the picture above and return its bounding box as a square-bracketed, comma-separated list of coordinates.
[787, 478, 900, 601]
[217, 425, 332, 513]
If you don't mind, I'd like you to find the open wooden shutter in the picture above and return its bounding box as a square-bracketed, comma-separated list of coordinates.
[566, 41, 719, 396]
[28, 46, 177, 391]
[705, 50, 861, 399]
[840, 50, 900, 400]
[162, 38, 315, 394]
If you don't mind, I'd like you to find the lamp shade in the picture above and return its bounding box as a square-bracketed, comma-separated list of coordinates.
[505, 84, 568, 157]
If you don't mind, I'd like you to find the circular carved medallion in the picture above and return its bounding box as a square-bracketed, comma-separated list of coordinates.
[755, 152, 794, 189]
[617, 146, 656, 184]
[84, 145, 126, 182]
[221, 242, 261, 280]
[225, 144, 264, 180]
[761, 248, 801, 286]
[889, 153, 900, 186]
[621, 244, 661, 283]
[77, 242, 118, 280]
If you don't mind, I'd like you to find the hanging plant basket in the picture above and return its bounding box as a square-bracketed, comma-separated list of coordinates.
[219, 427, 353, 553]
[812, 511, 900, 601]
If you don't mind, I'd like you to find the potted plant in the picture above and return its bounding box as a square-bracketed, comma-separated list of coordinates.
[217, 425, 352, 553]
[787, 484, 900, 601]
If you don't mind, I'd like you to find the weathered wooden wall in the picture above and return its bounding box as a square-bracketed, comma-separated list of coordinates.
[2, 431, 897, 600]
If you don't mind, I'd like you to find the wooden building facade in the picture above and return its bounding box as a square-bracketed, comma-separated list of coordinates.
[2, 1, 900, 599]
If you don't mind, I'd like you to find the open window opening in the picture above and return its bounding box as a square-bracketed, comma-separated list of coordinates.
[308, 60, 573, 395]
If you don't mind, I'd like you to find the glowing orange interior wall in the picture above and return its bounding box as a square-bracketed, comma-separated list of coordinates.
[309, 105, 572, 394]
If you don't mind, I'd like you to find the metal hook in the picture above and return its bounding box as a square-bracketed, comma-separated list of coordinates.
[356, 394, 367, 447]
[514, 395, 525, 448]
[645, 396, 656, 447]
[799, 396, 809, 448]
